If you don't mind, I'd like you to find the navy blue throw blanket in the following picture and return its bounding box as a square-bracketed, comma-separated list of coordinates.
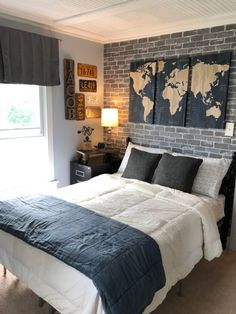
[0, 194, 166, 314]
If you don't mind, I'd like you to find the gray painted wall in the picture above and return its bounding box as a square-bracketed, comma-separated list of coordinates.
[0, 17, 104, 187]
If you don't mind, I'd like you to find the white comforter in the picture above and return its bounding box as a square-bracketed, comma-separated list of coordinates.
[0, 174, 222, 314]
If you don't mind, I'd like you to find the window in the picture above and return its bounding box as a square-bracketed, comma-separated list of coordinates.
[0, 84, 44, 139]
[0, 84, 52, 193]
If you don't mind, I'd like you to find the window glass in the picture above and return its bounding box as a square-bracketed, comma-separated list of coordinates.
[0, 84, 43, 138]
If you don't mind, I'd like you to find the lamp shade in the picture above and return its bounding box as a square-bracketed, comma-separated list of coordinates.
[101, 108, 118, 127]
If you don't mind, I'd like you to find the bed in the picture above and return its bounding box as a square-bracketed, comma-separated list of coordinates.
[0, 139, 235, 314]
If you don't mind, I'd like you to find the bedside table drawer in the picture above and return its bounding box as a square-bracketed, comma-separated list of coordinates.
[70, 163, 92, 184]
[70, 155, 121, 185]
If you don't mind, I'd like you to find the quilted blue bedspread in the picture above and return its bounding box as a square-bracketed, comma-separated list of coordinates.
[0, 194, 166, 314]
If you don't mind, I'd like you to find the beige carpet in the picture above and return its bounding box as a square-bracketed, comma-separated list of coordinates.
[0, 250, 236, 314]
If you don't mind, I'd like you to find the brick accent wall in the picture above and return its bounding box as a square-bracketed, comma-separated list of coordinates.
[104, 24, 236, 158]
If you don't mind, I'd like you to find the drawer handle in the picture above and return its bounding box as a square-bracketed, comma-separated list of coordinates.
[75, 170, 85, 177]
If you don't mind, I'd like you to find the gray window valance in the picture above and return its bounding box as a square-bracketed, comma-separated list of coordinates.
[0, 26, 60, 86]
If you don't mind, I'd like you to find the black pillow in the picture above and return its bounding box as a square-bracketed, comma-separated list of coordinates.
[122, 148, 162, 183]
[153, 153, 203, 193]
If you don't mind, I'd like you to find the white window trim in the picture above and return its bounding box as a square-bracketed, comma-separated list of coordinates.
[44, 86, 55, 182]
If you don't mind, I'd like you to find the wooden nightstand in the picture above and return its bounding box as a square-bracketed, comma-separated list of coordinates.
[70, 149, 121, 184]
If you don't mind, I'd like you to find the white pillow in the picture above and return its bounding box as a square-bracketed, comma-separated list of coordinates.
[192, 157, 231, 199]
[118, 142, 167, 174]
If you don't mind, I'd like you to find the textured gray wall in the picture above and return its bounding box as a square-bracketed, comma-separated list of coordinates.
[104, 24, 236, 158]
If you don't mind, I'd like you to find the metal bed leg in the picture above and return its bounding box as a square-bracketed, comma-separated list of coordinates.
[3, 266, 7, 276]
[177, 280, 183, 297]
[38, 297, 45, 307]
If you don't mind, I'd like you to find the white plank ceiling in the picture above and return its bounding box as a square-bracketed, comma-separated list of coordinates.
[0, 0, 236, 43]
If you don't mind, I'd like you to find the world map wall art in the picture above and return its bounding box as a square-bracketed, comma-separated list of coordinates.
[129, 52, 231, 129]
[189, 52, 231, 129]
[129, 61, 156, 124]
[155, 57, 189, 126]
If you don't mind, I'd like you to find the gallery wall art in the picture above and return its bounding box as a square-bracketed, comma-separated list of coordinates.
[75, 93, 85, 120]
[155, 57, 189, 126]
[64, 59, 76, 120]
[129, 52, 231, 129]
[129, 61, 156, 124]
[189, 52, 231, 129]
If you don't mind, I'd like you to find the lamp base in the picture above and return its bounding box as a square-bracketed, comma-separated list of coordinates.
[105, 127, 113, 148]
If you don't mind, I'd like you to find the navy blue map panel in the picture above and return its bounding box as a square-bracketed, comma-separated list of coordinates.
[129, 61, 156, 124]
[154, 58, 189, 126]
[189, 52, 231, 129]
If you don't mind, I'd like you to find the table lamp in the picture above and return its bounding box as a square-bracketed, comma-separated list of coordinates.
[101, 108, 118, 147]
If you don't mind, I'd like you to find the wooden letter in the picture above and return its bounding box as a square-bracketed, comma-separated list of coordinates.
[64, 59, 75, 120]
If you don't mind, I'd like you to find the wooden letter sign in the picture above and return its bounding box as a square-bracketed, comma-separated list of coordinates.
[64, 59, 75, 120]
[77, 63, 97, 78]
[79, 80, 97, 92]
[75, 93, 85, 120]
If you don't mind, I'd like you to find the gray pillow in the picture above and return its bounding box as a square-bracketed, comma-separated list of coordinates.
[153, 153, 203, 193]
[122, 148, 162, 183]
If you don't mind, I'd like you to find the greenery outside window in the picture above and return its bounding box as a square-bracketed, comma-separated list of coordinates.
[0, 84, 44, 139]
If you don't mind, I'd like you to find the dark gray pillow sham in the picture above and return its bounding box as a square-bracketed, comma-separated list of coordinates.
[122, 148, 162, 183]
[152, 153, 203, 193]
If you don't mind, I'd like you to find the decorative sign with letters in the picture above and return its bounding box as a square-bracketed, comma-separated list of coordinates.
[77, 63, 97, 78]
[79, 80, 97, 92]
[64, 59, 76, 120]
[75, 93, 85, 120]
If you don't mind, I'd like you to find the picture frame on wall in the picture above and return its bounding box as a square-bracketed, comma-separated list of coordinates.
[85, 106, 101, 119]
[129, 60, 156, 124]
[154, 57, 189, 126]
[189, 52, 231, 129]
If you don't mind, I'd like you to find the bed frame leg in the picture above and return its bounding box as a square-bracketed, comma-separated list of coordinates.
[38, 297, 45, 307]
[3, 266, 7, 276]
[48, 304, 56, 314]
[177, 280, 183, 297]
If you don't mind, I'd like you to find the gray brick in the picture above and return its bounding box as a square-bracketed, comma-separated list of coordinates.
[215, 131, 225, 136]
[183, 134, 194, 139]
[201, 141, 214, 147]
[104, 23, 236, 156]
[183, 30, 198, 36]
[209, 153, 222, 158]
[201, 130, 214, 136]
[171, 32, 183, 38]
[193, 151, 209, 157]
[211, 25, 225, 32]
[226, 24, 236, 30]
[214, 143, 229, 149]
[191, 35, 203, 42]
[138, 38, 148, 43]
[187, 140, 201, 145]
[176, 128, 189, 133]
[165, 127, 176, 132]
[188, 128, 201, 134]
[210, 39, 224, 45]
[197, 28, 210, 35]
[159, 34, 171, 40]
[225, 37, 236, 43]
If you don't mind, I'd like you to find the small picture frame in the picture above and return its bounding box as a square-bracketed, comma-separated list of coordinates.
[85, 106, 101, 119]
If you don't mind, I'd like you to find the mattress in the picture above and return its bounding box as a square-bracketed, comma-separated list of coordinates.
[195, 194, 225, 222]
[0, 174, 223, 314]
